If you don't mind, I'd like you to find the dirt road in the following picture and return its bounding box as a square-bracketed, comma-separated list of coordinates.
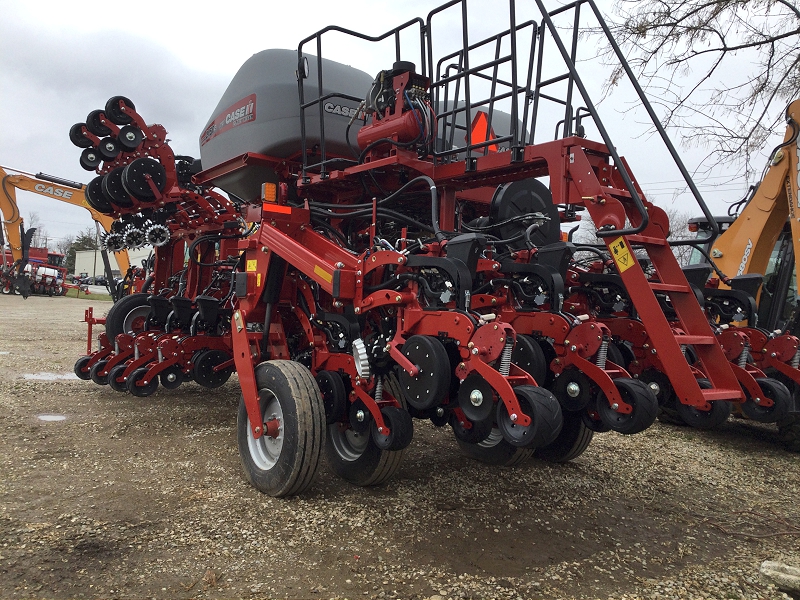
[0, 295, 798, 599]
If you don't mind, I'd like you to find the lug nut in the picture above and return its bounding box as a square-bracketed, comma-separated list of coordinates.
[356, 410, 365, 422]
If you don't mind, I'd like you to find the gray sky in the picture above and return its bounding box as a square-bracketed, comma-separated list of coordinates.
[0, 0, 779, 249]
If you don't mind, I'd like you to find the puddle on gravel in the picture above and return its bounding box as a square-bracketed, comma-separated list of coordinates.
[22, 372, 80, 381]
[37, 414, 67, 422]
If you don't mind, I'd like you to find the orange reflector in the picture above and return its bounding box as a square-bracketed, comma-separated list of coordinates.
[262, 203, 292, 214]
[262, 182, 277, 202]
[688, 223, 698, 232]
[469, 111, 498, 152]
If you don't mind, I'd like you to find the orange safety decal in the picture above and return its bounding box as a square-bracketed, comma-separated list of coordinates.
[609, 237, 634, 273]
[262, 203, 292, 214]
[469, 111, 498, 152]
[246, 259, 258, 272]
[314, 265, 333, 283]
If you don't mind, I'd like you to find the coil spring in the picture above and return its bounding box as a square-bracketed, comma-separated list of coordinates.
[680, 344, 687, 358]
[793, 347, 800, 370]
[738, 340, 750, 369]
[374, 375, 383, 403]
[499, 339, 513, 376]
[595, 337, 609, 369]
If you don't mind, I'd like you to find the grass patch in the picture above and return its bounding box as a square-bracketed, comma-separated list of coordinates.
[62, 288, 113, 302]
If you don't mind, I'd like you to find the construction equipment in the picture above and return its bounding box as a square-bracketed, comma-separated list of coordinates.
[0, 165, 131, 298]
[74, 0, 750, 496]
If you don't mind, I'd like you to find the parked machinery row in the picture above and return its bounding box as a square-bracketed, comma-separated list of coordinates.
[73, 0, 795, 497]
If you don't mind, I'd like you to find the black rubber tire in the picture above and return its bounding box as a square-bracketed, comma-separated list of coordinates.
[192, 349, 233, 388]
[105, 293, 151, 340]
[325, 373, 405, 487]
[399, 335, 451, 410]
[535, 410, 594, 463]
[740, 377, 791, 423]
[86, 109, 112, 136]
[79, 148, 102, 171]
[316, 370, 347, 424]
[607, 341, 628, 367]
[237, 360, 326, 496]
[97, 137, 122, 161]
[456, 428, 534, 466]
[107, 363, 129, 393]
[675, 378, 732, 429]
[73, 355, 92, 380]
[69, 123, 93, 148]
[512, 334, 548, 385]
[450, 413, 493, 443]
[497, 385, 563, 448]
[777, 415, 800, 452]
[117, 125, 143, 151]
[127, 367, 159, 397]
[85, 176, 115, 215]
[89, 360, 109, 385]
[102, 167, 134, 209]
[121, 158, 167, 201]
[371, 406, 414, 451]
[159, 366, 184, 390]
[596, 378, 658, 435]
[105, 96, 135, 125]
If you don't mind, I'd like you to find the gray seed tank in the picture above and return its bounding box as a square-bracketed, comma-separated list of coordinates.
[199, 49, 373, 202]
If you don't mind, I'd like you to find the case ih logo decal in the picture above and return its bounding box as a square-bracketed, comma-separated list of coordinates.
[200, 94, 256, 146]
[324, 102, 361, 119]
[33, 183, 73, 199]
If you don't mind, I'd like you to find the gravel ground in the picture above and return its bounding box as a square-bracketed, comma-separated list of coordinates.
[0, 294, 798, 600]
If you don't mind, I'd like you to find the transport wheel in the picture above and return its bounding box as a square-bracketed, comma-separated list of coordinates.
[399, 335, 450, 410]
[535, 410, 593, 463]
[511, 334, 548, 385]
[79, 148, 102, 171]
[127, 367, 159, 397]
[456, 428, 534, 467]
[117, 125, 143, 151]
[85, 176, 115, 215]
[740, 377, 791, 423]
[237, 360, 325, 496]
[777, 415, 800, 452]
[85, 109, 112, 136]
[325, 373, 405, 486]
[73, 355, 92, 380]
[69, 123, 93, 148]
[105, 96, 135, 125]
[102, 167, 134, 209]
[105, 292, 150, 339]
[122, 158, 167, 201]
[496, 385, 562, 448]
[371, 406, 414, 451]
[192, 349, 233, 388]
[316, 370, 347, 424]
[596, 378, 658, 434]
[89, 360, 109, 385]
[675, 378, 732, 429]
[107, 363, 129, 393]
[159, 366, 184, 390]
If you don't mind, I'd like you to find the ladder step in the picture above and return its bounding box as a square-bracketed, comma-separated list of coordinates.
[626, 234, 667, 246]
[701, 389, 743, 402]
[650, 282, 691, 293]
[675, 335, 716, 345]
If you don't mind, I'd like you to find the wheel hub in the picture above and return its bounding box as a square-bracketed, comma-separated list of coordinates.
[566, 382, 581, 398]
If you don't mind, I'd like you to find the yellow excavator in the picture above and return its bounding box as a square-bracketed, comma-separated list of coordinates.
[0, 165, 130, 297]
[687, 99, 800, 449]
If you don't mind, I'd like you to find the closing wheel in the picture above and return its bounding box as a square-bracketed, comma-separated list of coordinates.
[85, 176, 115, 215]
[160, 366, 184, 390]
[237, 360, 326, 497]
[511, 334, 547, 385]
[69, 123, 93, 148]
[79, 148, 102, 171]
[316, 370, 347, 424]
[456, 428, 534, 467]
[107, 363, 129, 393]
[458, 373, 495, 422]
[596, 378, 658, 435]
[73, 355, 92, 380]
[117, 125, 143, 151]
[675, 378, 732, 429]
[126, 367, 159, 397]
[497, 385, 563, 448]
[399, 335, 450, 410]
[122, 158, 167, 201]
[102, 167, 134, 209]
[741, 377, 791, 423]
[450, 413, 493, 443]
[192, 349, 233, 388]
[89, 360, 109, 385]
[85, 109, 112, 136]
[325, 373, 405, 486]
[535, 410, 594, 463]
[105, 96, 135, 125]
[104, 292, 150, 339]
[371, 406, 413, 451]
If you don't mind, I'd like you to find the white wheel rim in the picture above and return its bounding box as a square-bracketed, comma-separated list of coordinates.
[122, 305, 150, 333]
[329, 424, 369, 462]
[477, 428, 503, 449]
[247, 390, 284, 471]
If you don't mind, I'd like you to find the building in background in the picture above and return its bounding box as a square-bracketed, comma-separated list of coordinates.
[74, 247, 152, 278]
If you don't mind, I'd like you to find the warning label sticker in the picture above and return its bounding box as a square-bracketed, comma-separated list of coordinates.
[609, 237, 634, 273]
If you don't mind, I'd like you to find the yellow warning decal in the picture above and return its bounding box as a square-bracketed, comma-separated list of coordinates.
[609, 236, 634, 273]
[246, 259, 258, 272]
[314, 265, 333, 283]
[257, 273, 262, 287]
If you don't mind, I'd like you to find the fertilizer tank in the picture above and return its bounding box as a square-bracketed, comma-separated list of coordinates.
[200, 49, 373, 201]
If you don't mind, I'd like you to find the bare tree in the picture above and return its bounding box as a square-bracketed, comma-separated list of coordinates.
[606, 0, 800, 177]
[25, 211, 50, 249]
